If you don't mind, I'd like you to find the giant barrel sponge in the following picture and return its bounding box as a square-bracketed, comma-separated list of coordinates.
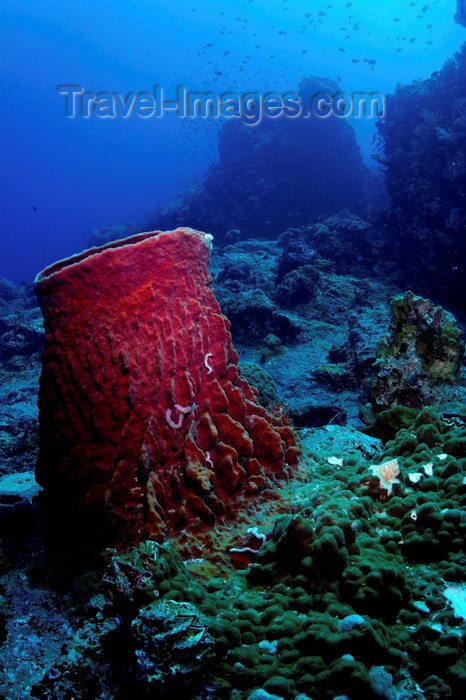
[35, 228, 299, 546]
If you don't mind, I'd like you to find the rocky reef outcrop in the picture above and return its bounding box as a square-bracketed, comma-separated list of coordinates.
[0, 280, 43, 477]
[369, 292, 464, 415]
[376, 43, 466, 308]
[146, 77, 368, 242]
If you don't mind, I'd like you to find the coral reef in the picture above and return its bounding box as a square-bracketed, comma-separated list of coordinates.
[1, 195, 465, 699]
[370, 291, 464, 414]
[1, 409, 463, 699]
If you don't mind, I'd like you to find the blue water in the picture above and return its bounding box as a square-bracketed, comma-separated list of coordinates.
[1, 0, 464, 282]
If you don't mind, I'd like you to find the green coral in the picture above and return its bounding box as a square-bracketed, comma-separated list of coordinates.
[26, 410, 466, 700]
[363, 405, 421, 442]
[238, 361, 280, 407]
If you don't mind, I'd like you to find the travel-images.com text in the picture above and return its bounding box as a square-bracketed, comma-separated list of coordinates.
[58, 86, 385, 124]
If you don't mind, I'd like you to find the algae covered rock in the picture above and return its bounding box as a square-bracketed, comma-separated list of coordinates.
[275, 265, 320, 309]
[372, 291, 464, 412]
[362, 405, 421, 442]
[215, 285, 302, 344]
[275, 237, 317, 282]
[31, 615, 121, 700]
[31, 541, 213, 698]
[308, 211, 379, 276]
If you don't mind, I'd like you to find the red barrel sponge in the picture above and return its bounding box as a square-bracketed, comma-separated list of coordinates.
[35, 228, 299, 546]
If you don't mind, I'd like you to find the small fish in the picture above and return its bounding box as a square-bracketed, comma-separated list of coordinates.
[422, 5, 429, 12]
[32, 205, 38, 211]
[393, 17, 401, 22]
[352, 58, 359, 63]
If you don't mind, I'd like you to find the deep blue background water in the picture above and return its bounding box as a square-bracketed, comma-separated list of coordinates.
[1, 0, 464, 283]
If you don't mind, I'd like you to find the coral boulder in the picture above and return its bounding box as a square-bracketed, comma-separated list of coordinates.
[371, 291, 464, 412]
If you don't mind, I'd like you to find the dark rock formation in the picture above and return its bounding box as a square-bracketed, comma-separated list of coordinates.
[147, 77, 368, 242]
[376, 44, 466, 309]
